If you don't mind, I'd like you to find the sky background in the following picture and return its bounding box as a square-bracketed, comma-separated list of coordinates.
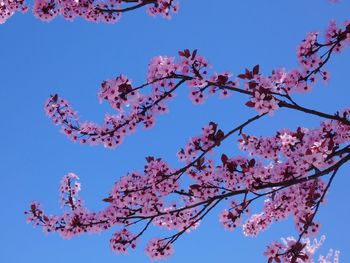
[1, 0, 350, 262]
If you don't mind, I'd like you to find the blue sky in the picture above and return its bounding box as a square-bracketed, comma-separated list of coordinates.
[1, 1, 350, 262]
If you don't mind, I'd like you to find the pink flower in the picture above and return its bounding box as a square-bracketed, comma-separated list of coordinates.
[145, 238, 174, 260]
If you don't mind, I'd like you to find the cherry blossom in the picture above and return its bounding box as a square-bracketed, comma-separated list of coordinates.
[26, 111, 350, 260]
[43, 20, 350, 150]
[0, 0, 178, 24]
[110, 229, 137, 254]
[0, 0, 28, 24]
[59, 172, 82, 209]
[145, 238, 174, 260]
[265, 236, 340, 263]
[25, 13, 350, 263]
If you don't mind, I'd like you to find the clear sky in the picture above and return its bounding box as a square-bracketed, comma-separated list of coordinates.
[1, 1, 350, 262]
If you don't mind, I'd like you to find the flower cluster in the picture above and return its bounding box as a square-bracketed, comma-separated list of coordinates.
[264, 236, 340, 263]
[44, 50, 233, 148]
[240, 21, 350, 116]
[27, 17, 350, 262]
[44, 21, 350, 147]
[98, 75, 138, 112]
[177, 122, 224, 164]
[0, 0, 179, 24]
[110, 229, 137, 254]
[145, 238, 174, 260]
[219, 200, 247, 231]
[297, 20, 350, 81]
[59, 172, 82, 209]
[147, 0, 179, 19]
[0, 0, 28, 24]
[27, 111, 350, 259]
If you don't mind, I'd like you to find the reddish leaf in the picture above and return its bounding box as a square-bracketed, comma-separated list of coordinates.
[191, 49, 198, 60]
[216, 130, 225, 144]
[145, 156, 154, 162]
[217, 75, 228, 84]
[328, 138, 334, 150]
[253, 64, 260, 75]
[245, 101, 255, 108]
[184, 49, 191, 58]
[179, 49, 191, 58]
[178, 51, 185, 57]
[227, 162, 236, 173]
[209, 122, 218, 133]
[245, 69, 253, 79]
[227, 211, 234, 220]
[118, 83, 132, 94]
[156, 171, 164, 177]
[248, 81, 257, 90]
[216, 129, 224, 138]
[102, 197, 114, 203]
[190, 184, 201, 190]
[238, 74, 247, 79]
[221, 154, 228, 164]
[51, 94, 58, 102]
[196, 157, 205, 169]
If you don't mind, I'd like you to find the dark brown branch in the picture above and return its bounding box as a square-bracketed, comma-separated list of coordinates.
[44, 150, 350, 234]
[279, 101, 350, 126]
[96, 0, 157, 14]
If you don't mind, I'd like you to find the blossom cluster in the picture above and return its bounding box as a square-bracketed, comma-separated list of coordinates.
[26, 110, 350, 259]
[219, 200, 247, 231]
[177, 122, 224, 164]
[145, 238, 174, 260]
[44, 50, 227, 148]
[110, 228, 137, 254]
[264, 236, 340, 263]
[23, 12, 350, 261]
[0, 0, 179, 24]
[44, 21, 350, 149]
[146, 0, 178, 19]
[59, 172, 82, 209]
[241, 20, 350, 115]
[0, 0, 28, 24]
